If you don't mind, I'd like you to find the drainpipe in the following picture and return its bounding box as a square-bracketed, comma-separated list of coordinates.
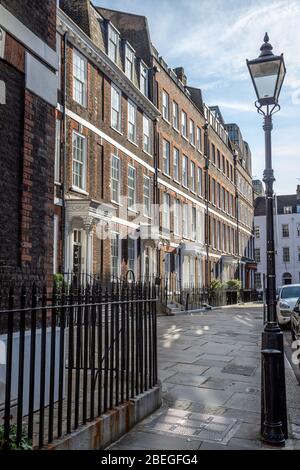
[61, 31, 69, 274]
[233, 150, 240, 281]
[203, 122, 210, 291]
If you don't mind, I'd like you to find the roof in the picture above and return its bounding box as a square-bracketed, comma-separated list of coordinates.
[254, 194, 300, 216]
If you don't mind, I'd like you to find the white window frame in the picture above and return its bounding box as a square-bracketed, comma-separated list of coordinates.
[162, 90, 170, 121]
[181, 111, 187, 138]
[140, 62, 148, 96]
[182, 155, 188, 187]
[56, 33, 61, 90]
[73, 49, 87, 107]
[125, 43, 135, 81]
[143, 114, 151, 154]
[127, 100, 137, 143]
[283, 206, 292, 214]
[163, 139, 170, 176]
[143, 175, 151, 218]
[283, 247, 290, 263]
[111, 232, 120, 278]
[198, 167, 202, 196]
[196, 127, 201, 151]
[174, 199, 181, 236]
[173, 101, 179, 130]
[72, 131, 86, 191]
[108, 24, 119, 63]
[55, 119, 61, 183]
[111, 154, 120, 203]
[53, 214, 59, 274]
[111, 84, 122, 132]
[191, 207, 196, 241]
[162, 193, 170, 233]
[173, 147, 179, 181]
[254, 225, 260, 239]
[183, 203, 189, 238]
[127, 165, 136, 210]
[282, 224, 289, 238]
[128, 237, 136, 273]
[190, 119, 195, 145]
[190, 161, 196, 192]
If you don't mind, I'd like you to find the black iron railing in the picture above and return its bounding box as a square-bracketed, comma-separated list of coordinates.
[0, 280, 158, 449]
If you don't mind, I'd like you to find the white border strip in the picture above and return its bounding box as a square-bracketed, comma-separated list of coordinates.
[64, 109, 252, 238]
[0, 4, 58, 70]
[66, 109, 155, 173]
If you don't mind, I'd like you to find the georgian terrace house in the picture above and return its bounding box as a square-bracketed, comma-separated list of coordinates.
[97, 6, 256, 290]
[55, 0, 160, 281]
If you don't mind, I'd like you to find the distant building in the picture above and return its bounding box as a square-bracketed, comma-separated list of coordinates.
[253, 179, 265, 198]
[254, 186, 300, 288]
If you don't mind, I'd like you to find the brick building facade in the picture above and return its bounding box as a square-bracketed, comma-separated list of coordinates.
[55, 1, 255, 289]
[56, 1, 159, 282]
[0, 0, 57, 284]
[96, 5, 255, 289]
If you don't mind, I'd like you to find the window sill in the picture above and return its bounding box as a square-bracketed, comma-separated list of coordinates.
[173, 179, 180, 185]
[173, 126, 180, 134]
[71, 186, 89, 196]
[128, 208, 139, 215]
[182, 135, 189, 142]
[162, 172, 172, 179]
[72, 98, 87, 109]
[128, 138, 138, 147]
[55, 181, 62, 186]
[111, 126, 123, 136]
[182, 184, 189, 190]
[143, 149, 153, 158]
[111, 200, 123, 207]
[162, 116, 171, 126]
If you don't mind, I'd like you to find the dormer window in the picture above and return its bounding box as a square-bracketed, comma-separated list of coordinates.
[108, 24, 119, 63]
[283, 206, 293, 214]
[125, 44, 135, 81]
[140, 62, 148, 96]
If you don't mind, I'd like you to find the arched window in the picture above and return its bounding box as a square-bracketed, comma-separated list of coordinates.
[282, 272, 292, 285]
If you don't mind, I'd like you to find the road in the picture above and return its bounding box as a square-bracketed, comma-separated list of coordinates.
[283, 329, 300, 384]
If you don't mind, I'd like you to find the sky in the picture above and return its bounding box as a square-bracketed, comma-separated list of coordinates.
[94, 0, 300, 195]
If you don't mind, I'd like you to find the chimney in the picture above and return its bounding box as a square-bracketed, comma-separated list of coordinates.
[173, 67, 187, 86]
[297, 185, 300, 201]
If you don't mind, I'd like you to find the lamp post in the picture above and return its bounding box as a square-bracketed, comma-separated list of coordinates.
[247, 33, 287, 446]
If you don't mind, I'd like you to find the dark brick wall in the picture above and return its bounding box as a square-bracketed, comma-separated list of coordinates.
[21, 90, 55, 283]
[0, 61, 24, 268]
[0, 0, 57, 49]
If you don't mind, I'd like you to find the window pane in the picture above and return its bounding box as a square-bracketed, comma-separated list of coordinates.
[72, 132, 86, 189]
[111, 155, 120, 202]
[128, 166, 136, 209]
[163, 139, 170, 175]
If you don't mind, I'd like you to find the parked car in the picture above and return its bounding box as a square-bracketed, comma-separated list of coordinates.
[276, 284, 300, 327]
[291, 297, 300, 341]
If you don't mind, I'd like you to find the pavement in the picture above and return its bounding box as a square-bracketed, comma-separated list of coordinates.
[108, 304, 300, 450]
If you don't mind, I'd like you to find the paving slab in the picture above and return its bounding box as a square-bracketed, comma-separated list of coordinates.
[108, 305, 300, 450]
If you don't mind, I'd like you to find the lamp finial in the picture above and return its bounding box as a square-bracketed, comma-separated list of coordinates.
[260, 32, 273, 57]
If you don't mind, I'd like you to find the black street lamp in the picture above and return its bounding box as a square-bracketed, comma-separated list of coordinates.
[247, 33, 287, 446]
